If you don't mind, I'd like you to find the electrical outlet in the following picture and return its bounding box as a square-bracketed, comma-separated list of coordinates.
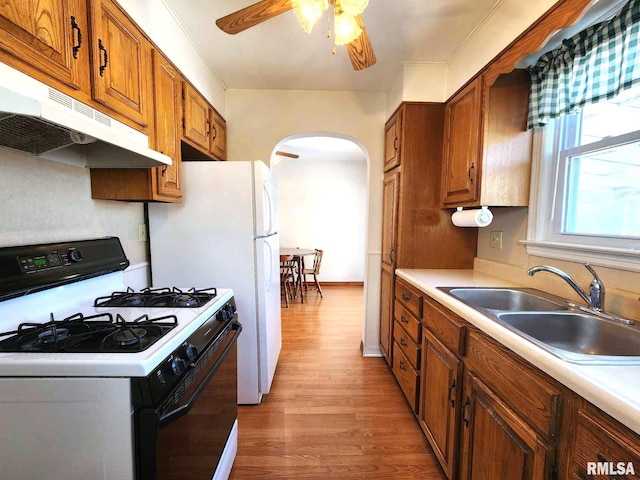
[138, 224, 147, 242]
[490, 231, 503, 249]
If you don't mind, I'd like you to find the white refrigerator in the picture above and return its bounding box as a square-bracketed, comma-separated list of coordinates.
[148, 160, 282, 404]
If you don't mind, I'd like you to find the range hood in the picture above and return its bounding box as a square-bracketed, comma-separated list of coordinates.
[0, 63, 171, 168]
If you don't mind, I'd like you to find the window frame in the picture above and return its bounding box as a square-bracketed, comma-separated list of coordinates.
[523, 116, 640, 273]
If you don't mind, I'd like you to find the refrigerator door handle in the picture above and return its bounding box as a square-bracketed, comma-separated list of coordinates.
[264, 239, 273, 292]
[263, 181, 274, 236]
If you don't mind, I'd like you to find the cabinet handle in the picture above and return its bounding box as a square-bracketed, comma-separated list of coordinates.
[399, 360, 406, 371]
[98, 39, 108, 77]
[402, 293, 410, 301]
[161, 166, 168, 177]
[389, 248, 395, 263]
[211, 124, 217, 140]
[70, 16, 82, 59]
[468, 162, 475, 184]
[393, 137, 398, 152]
[461, 396, 471, 427]
[400, 337, 407, 347]
[448, 380, 456, 407]
[400, 316, 409, 324]
[205, 118, 211, 136]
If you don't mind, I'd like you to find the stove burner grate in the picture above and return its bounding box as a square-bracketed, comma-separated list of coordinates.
[0, 311, 178, 353]
[94, 287, 217, 308]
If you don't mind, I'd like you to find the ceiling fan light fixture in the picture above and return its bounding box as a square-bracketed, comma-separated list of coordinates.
[333, 11, 361, 45]
[292, 0, 329, 33]
[338, 0, 369, 16]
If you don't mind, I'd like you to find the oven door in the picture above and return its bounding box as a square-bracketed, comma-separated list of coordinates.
[136, 322, 240, 480]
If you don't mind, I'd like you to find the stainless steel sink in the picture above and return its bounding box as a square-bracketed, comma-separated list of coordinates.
[438, 286, 640, 364]
[441, 287, 568, 312]
[496, 312, 640, 364]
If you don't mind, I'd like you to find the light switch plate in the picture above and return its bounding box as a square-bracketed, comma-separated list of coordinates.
[490, 231, 503, 249]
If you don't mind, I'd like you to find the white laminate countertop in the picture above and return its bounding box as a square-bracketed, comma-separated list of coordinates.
[396, 268, 640, 435]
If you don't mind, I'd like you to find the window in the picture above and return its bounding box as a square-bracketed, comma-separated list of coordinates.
[525, 85, 640, 271]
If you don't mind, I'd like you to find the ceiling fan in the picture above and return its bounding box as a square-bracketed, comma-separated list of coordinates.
[215, 0, 377, 71]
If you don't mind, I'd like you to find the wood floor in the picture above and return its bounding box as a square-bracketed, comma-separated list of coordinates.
[229, 285, 446, 479]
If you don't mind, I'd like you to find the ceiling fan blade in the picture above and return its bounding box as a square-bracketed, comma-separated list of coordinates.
[345, 15, 376, 71]
[276, 150, 299, 158]
[216, 0, 292, 35]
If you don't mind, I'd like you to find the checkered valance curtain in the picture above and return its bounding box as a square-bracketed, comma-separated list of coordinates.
[527, 0, 640, 129]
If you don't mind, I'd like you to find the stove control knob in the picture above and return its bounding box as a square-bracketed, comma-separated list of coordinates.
[218, 309, 230, 321]
[170, 357, 187, 376]
[68, 249, 83, 262]
[184, 343, 198, 361]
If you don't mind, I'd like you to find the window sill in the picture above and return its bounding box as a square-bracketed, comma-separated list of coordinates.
[521, 240, 640, 273]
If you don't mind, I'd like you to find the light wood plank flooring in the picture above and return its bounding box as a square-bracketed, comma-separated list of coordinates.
[229, 285, 446, 479]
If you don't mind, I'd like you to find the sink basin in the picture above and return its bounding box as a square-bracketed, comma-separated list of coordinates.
[496, 312, 640, 364]
[442, 287, 567, 311]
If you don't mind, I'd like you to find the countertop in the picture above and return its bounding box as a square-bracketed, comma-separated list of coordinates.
[396, 268, 640, 435]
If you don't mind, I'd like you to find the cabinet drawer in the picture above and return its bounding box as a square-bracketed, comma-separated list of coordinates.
[423, 296, 467, 355]
[393, 322, 420, 369]
[394, 301, 421, 344]
[395, 279, 422, 319]
[571, 408, 640, 480]
[465, 330, 563, 439]
[392, 342, 419, 412]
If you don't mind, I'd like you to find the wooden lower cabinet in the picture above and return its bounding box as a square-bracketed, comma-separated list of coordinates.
[459, 372, 554, 480]
[419, 328, 462, 480]
[379, 265, 394, 364]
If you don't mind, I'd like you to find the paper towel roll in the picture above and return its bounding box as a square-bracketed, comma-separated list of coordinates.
[451, 206, 493, 227]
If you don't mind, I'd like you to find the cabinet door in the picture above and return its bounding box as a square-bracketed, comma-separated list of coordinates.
[442, 77, 483, 206]
[379, 265, 394, 365]
[183, 82, 210, 150]
[90, 0, 151, 127]
[152, 50, 181, 199]
[419, 329, 462, 480]
[384, 110, 401, 171]
[210, 109, 227, 160]
[0, 0, 89, 90]
[381, 169, 400, 269]
[459, 373, 553, 480]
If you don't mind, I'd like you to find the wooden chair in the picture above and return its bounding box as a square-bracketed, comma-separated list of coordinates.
[279, 255, 296, 307]
[302, 249, 323, 298]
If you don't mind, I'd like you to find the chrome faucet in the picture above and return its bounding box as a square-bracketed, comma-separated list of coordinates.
[527, 263, 605, 312]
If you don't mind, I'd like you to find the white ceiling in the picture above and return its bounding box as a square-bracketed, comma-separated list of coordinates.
[163, 0, 501, 92]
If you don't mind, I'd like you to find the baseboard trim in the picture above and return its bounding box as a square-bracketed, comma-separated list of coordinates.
[320, 282, 364, 287]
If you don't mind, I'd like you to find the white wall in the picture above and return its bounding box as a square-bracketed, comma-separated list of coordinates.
[273, 157, 367, 282]
[226, 89, 386, 354]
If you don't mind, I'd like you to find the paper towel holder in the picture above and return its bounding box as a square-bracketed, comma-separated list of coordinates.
[451, 206, 493, 227]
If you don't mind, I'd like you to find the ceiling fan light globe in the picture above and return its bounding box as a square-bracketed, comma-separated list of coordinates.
[339, 0, 369, 16]
[292, 0, 329, 33]
[333, 12, 362, 45]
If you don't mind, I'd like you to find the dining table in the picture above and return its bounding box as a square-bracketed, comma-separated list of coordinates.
[279, 248, 316, 303]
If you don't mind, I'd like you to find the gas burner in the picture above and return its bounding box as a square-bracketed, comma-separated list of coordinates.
[112, 328, 147, 346]
[94, 287, 217, 308]
[38, 328, 70, 345]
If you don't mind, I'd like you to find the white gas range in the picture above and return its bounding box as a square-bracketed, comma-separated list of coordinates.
[0, 237, 240, 480]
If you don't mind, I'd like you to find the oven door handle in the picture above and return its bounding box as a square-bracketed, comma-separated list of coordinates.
[158, 322, 241, 427]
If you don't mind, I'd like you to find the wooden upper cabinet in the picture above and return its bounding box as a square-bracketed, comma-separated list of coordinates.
[0, 0, 90, 93]
[183, 82, 210, 150]
[182, 82, 227, 161]
[152, 50, 181, 199]
[441, 70, 532, 208]
[441, 76, 483, 206]
[89, 0, 152, 128]
[210, 109, 227, 161]
[384, 110, 401, 171]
